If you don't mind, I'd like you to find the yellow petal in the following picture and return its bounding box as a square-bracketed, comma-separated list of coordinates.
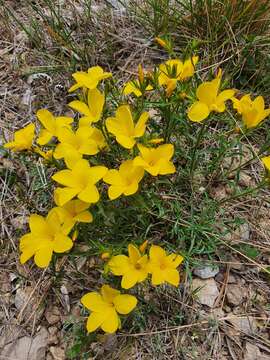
[88, 166, 108, 183]
[116, 135, 136, 149]
[74, 211, 93, 223]
[108, 255, 130, 275]
[101, 309, 119, 333]
[34, 245, 53, 268]
[55, 188, 79, 206]
[151, 267, 164, 285]
[158, 159, 176, 175]
[128, 244, 141, 263]
[81, 292, 105, 311]
[53, 234, 73, 253]
[123, 182, 139, 196]
[52, 169, 77, 187]
[101, 285, 120, 303]
[134, 112, 149, 137]
[188, 101, 210, 122]
[37, 129, 53, 145]
[196, 81, 217, 106]
[36, 109, 55, 133]
[262, 156, 270, 171]
[108, 185, 123, 200]
[87, 88, 105, 122]
[29, 214, 48, 235]
[121, 271, 139, 289]
[149, 245, 166, 262]
[78, 184, 100, 203]
[86, 312, 106, 333]
[113, 294, 137, 314]
[164, 268, 180, 286]
[103, 169, 122, 185]
[68, 100, 90, 116]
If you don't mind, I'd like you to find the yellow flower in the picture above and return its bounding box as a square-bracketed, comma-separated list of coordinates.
[148, 138, 164, 144]
[54, 127, 105, 169]
[81, 285, 137, 333]
[232, 94, 270, 128]
[159, 57, 199, 96]
[155, 37, 167, 49]
[148, 245, 183, 286]
[188, 70, 235, 122]
[4, 123, 35, 152]
[34, 147, 53, 161]
[261, 156, 270, 171]
[69, 66, 112, 92]
[138, 64, 144, 83]
[139, 240, 148, 253]
[106, 105, 149, 149]
[123, 64, 153, 97]
[52, 198, 93, 231]
[123, 80, 153, 97]
[108, 244, 148, 289]
[103, 160, 144, 200]
[36, 109, 73, 145]
[68, 88, 105, 127]
[52, 159, 107, 206]
[133, 144, 175, 176]
[19, 209, 73, 268]
[101, 252, 110, 260]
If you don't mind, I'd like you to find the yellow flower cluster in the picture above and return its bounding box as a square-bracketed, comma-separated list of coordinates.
[82, 243, 183, 333]
[4, 52, 270, 334]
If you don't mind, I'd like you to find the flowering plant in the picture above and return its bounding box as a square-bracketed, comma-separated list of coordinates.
[4, 40, 270, 333]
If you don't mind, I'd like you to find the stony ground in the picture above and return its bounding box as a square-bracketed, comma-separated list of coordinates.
[1, 1, 270, 359]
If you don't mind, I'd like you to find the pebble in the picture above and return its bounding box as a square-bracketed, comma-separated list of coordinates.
[193, 265, 220, 279]
[192, 278, 219, 308]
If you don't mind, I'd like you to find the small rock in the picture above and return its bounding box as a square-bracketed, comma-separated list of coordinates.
[193, 265, 220, 279]
[45, 306, 61, 325]
[192, 278, 219, 308]
[228, 316, 257, 334]
[244, 343, 262, 360]
[230, 256, 244, 270]
[238, 172, 253, 188]
[48, 326, 58, 345]
[1, 327, 48, 360]
[226, 284, 247, 306]
[210, 185, 227, 200]
[228, 275, 237, 283]
[14, 286, 44, 321]
[49, 346, 66, 360]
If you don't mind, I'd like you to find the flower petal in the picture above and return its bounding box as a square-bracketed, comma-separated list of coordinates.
[121, 271, 139, 289]
[101, 309, 119, 333]
[55, 187, 79, 206]
[113, 294, 137, 314]
[53, 234, 73, 253]
[164, 268, 180, 286]
[78, 184, 100, 203]
[68, 100, 90, 116]
[86, 312, 106, 333]
[108, 255, 130, 275]
[188, 101, 210, 122]
[81, 292, 105, 311]
[108, 185, 123, 200]
[34, 245, 53, 268]
[134, 112, 149, 137]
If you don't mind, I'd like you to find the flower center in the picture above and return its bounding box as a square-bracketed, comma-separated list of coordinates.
[160, 263, 166, 270]
[134, 263, 141, 270]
